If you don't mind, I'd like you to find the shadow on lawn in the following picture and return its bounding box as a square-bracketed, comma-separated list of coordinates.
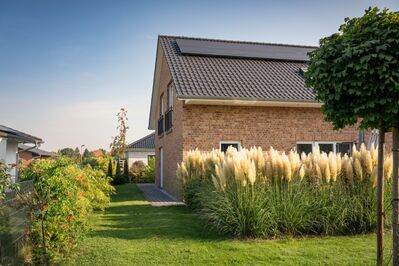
[90, 184, 225, 242]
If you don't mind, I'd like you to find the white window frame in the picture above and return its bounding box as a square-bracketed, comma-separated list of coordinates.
[219, 141, 241, 152]
[296, 141, 353, 154]
[315, 141, 336, 153]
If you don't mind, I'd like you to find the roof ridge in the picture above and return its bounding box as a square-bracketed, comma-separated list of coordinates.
[158, 35, 318, 49]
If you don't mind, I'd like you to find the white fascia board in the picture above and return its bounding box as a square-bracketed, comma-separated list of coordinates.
[148, 40, 164, 130]
[182, 98, 322, 108]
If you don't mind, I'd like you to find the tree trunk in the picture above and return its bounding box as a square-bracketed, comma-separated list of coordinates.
[377, 126, 385, 266]
[392, 127, 399, 265]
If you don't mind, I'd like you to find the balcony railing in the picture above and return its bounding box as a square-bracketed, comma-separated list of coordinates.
[165, 107, 173, 132]
[158, 115, 164, 136]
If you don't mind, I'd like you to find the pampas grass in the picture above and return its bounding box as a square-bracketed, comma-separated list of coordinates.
[178, 145, 393, 237]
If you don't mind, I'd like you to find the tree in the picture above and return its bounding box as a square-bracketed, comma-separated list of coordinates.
[58, 148, 80, 162]
[107, 158, 113, 178]
[113, 159, 124, 185]
[305, 8, 399, 265]
[110, 108, 129, 158]
[83, 148, 93, 159]
[123, 160, 129, 183]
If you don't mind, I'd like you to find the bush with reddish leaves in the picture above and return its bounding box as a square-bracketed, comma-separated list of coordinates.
[21, 157, 114, 263]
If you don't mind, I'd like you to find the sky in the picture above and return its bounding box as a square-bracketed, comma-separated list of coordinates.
[0, 0, 398, 151]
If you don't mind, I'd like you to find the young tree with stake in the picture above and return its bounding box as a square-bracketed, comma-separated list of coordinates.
[305, 8, 399, 265]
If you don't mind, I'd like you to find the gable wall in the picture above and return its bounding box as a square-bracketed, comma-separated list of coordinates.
[154, 53, 184, 198]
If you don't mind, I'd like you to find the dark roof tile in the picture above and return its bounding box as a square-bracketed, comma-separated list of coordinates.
[159, 36, 317, 102]
[127, 133, 155, 150]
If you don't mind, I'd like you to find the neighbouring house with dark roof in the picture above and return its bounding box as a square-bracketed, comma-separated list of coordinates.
[18, 144, 53, 166]
[148, 36, 360, 198]
[0, 125, 43, 182]
[126, 132, 155, 167]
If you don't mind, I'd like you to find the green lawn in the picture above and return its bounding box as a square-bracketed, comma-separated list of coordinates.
[63, 183, 387, 265]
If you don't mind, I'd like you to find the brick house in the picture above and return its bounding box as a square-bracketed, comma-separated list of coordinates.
[148, 36, 361, 199]
[126, 132, 155, 168]
[18, 144, 53, 166]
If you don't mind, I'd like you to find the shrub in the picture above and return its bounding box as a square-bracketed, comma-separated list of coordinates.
[113, 159, 126, 185]
[20, 157, 114, 263]
[129, 161, 146, 182]
[143, 157, 155, 183]
[177, 145, 393, 238]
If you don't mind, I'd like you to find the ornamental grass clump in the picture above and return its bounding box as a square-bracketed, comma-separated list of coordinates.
[178, 145, 393, 238]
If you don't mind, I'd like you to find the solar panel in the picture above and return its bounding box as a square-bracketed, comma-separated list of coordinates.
[176, 39, 316, 62]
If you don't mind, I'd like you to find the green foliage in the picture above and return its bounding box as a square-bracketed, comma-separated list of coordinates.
[143, 157, 155, 183]
[306, 7, 399, 129]
[0, 160, 12, 199]
[82, 148, 93, 159]
[107, 158, 113, 178]
[21, 157, 114, 263]
[58, 148, 80, 162]
[123, 159, 129, 183]
[64, 184, 391, 265]
[129, 159, 155, 183]
[110, 108, 129, 157]
[112, 159, 126, 185]
[190, 178, 391, 238]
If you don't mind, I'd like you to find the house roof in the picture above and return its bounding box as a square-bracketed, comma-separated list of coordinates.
[149, 36, 320, 129]
[127, 132, 155, 151]
[91, 149, 105, 158]
[0, 125, 43, 144]
[160, 35, 317, 102]
[18, 144, 53, 157]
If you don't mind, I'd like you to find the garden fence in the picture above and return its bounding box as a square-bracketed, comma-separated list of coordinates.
[0, 180, 33, 265]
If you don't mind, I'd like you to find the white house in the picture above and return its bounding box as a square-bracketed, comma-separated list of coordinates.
[0, 125, 42, 182]
[126, 132, 155, 167]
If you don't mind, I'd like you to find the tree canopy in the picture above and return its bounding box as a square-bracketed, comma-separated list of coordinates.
[306, 7, 399, 130]
[110, 108, 129, 158]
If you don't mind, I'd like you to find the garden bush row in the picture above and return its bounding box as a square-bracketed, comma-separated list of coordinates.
[177, 145, 393, 238]
[20, 157, 114, 263]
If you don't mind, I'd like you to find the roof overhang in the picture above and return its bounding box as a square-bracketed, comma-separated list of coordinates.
[148, 39, 165, 130]
[127, 148, 155, 153]
[181, 97, 322, 108]
[0, 131, 43, 144]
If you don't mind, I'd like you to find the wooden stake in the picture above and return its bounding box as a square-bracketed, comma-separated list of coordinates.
[392, 127, 399, 265]
[377, 126, 385, 266]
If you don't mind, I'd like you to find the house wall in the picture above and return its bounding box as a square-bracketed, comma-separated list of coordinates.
[19, 150, 34, 166]
[126, 150, 155, 167]
[154, 53, 184, 198]
[0, 138, 18, 182]
[182, 105, 359, 152]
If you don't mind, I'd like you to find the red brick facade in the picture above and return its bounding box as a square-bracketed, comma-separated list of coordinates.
[154, 54, 383, 199]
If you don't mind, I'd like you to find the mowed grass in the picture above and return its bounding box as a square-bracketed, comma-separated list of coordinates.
[63, 183, 388, 266]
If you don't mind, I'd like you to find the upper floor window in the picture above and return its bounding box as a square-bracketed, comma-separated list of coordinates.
[159, 94, 164, 116]
[167, 83, 173, 109]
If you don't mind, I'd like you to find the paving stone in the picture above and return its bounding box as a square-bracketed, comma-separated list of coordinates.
[137, 183, 184, 207]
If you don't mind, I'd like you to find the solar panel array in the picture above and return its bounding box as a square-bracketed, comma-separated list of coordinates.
[176, 38, 316, 62]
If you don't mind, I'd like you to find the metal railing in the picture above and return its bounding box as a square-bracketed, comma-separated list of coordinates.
[165, 107, 173, 132]
[158, 115, 164, 136]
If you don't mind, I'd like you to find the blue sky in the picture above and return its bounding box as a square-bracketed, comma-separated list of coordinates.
[0, 0, 398, 151]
